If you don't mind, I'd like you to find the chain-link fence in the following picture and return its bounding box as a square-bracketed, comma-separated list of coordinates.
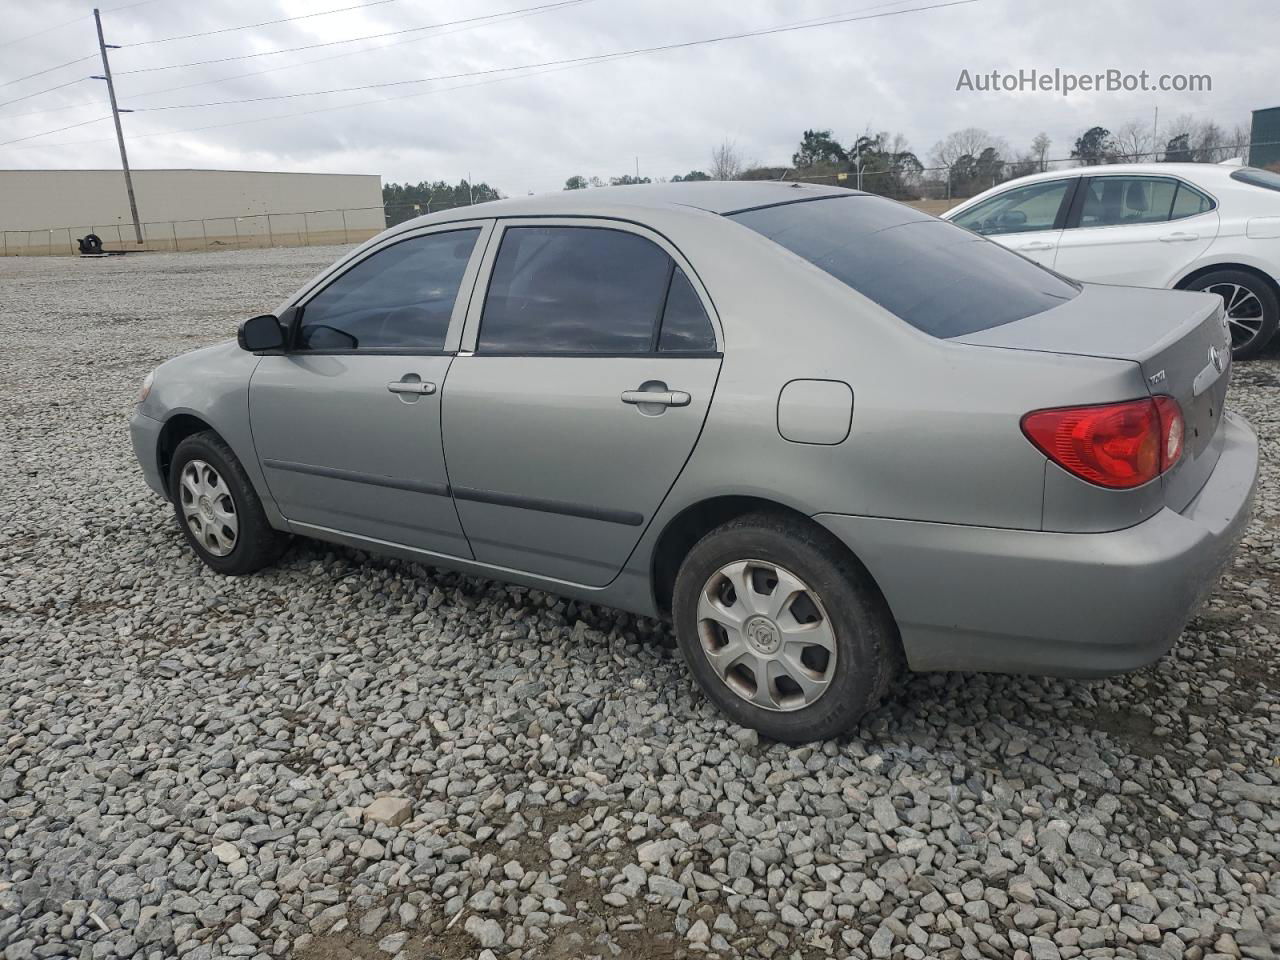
[6, 143, 1278, 257]
[0, 201, 482, 257]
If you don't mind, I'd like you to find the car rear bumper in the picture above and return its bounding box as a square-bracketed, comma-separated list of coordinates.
[815, 412, 1258, 677]
[130, 410, 168, 498]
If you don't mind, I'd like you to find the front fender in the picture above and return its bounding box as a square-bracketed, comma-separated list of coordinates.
[140, 341, 285, 527]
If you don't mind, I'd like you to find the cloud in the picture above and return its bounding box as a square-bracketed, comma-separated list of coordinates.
[0, 0, 1271, 193]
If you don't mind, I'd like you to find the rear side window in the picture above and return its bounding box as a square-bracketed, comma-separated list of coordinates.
[1170, 182, 1214, 219]
[1079, 177, 1179, 227]
[1231, 167, 1280, 192]
[297, 228, 479, 351]
[658, 267, 716, 352]
[479, 226, 716, 354]
[729, 196, 1079, 338]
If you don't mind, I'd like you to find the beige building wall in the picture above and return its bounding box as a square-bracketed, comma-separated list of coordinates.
[0, 168, 384, 255]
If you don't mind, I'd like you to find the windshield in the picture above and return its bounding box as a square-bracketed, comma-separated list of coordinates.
[729, 195, 1080, 338]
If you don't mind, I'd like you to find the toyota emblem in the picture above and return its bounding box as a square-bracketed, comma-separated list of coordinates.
[1209, 344, 1223, 373]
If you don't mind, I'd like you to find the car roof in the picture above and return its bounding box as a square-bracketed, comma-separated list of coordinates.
[982, 161, 1247, 186]
[400, 180, 863, 228]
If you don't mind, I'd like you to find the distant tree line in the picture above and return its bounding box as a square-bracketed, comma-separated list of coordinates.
[384, 114, 1264, 215]
[382, 179, 502, 225]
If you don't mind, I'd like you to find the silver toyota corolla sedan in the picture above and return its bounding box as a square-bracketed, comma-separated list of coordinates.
[131, 181, 1258, 742]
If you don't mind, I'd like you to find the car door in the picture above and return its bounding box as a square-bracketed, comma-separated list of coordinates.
[249, 222, 490, 557]
[1053, 175, 1219, 286]
[947, 177, 1077, 268]
[441, 219, 722, 586]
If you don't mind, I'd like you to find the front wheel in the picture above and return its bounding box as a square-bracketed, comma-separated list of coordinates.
[1188, 270, 1279, 361]
[671, 513, 900, 743]
[169, 431, 285, 575]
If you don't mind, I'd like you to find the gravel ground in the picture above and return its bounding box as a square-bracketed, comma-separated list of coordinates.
[1, 246, 1278, 960]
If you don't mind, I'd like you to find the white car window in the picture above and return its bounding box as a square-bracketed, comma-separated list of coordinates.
[1169, 182, 1215, 219]
[1078, 177, 1181, 228]
[951, 180, 1072, 236]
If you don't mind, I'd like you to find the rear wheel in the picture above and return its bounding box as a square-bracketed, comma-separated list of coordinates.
[1188, 269, 1278, 361]
[169, 431, 285, 575]
[671, 512, 900, 743]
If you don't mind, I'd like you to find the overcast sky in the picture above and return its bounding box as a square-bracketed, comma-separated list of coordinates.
[0, 0, 1273, 194]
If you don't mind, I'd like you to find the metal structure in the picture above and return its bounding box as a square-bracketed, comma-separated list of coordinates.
[1250, 107, 1280, 169]
[93, 8, 143, 245]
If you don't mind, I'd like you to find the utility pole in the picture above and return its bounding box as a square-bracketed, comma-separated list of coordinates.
[93, 8, 143, 245]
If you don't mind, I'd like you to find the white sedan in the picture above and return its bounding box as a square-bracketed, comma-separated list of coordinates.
[944, 162, 1280, 359]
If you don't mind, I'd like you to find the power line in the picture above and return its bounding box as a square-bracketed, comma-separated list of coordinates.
[0, 76, 90, 112]
[0, 113, 111, 147]
[0, 0, 220, 55]
[15, 49, 663, 150]
[120, 0, 403, 47]
[0, 53, 97, 89]
[132, 0, 980, 113]
[0, 0, 589, 118]
[2, 0, 976, 153]
[0, 14, 89, 51]
[114, 0, 595, 100]
[113, 0, 589, 76]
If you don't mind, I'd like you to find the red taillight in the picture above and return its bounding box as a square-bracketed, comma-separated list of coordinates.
[1021, 396, 1184, 489]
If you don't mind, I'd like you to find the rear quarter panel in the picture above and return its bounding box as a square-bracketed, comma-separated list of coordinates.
[622, 219, 1151, 585]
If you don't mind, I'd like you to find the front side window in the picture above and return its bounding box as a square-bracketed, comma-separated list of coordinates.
[296, 228, 480, 351]
[730, 195, 1079, 339]
[480, 226, 712, 354]
[950, 179, 1073, 236]
[1078, 177, 1180, 227]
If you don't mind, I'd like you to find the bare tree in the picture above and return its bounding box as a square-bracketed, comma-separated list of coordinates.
[928, 128, 1010, 172]
[1194, 121, 1228, 162]
[710, 139, 745, 181]
[1032, 132, 1051, 172]
[1112, 119, 1155, 162]
[1229, 121, 1252, 161]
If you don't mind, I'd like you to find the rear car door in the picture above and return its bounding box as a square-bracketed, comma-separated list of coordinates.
[1053, 175, 1219, 286]
[249, 222, 490, 557]
[947, 177, 1077, 268]
[441, 219, 722, 586]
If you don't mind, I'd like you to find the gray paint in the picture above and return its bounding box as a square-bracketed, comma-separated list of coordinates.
[133, 181, 1259, 678]
[777, 380, 853, 445]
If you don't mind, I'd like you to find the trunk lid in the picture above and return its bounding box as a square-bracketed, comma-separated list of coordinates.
[955, 283, 1232, 511]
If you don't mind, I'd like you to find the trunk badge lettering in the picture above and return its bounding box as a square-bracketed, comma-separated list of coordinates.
[1149, 369, 1167, 386]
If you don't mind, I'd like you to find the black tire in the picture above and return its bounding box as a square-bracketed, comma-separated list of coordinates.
[671, 512, 901, 743]
[1187, 269, 1279, 361]
[168, 430, 285, 575]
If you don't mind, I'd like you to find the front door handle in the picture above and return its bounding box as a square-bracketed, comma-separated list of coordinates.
[621, 389, 690, 407]
[387, 380, 436, 395]
[1016, 240, 1055, 251]
[1160, 231, 1198, 243]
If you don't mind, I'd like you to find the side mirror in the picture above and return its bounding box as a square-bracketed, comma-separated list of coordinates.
[238, 314, 285, 352]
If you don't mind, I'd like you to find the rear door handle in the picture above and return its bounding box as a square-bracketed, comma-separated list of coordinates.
[1016, 240, 1055, 251]
[1160, 232, 1198, 242]
[387, 380, 436, 395]
[621, 390, 690, 407]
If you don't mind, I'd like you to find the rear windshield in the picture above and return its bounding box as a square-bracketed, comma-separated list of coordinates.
[1230, 167, 1280, 192]
[728, 195, 1080, 338]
